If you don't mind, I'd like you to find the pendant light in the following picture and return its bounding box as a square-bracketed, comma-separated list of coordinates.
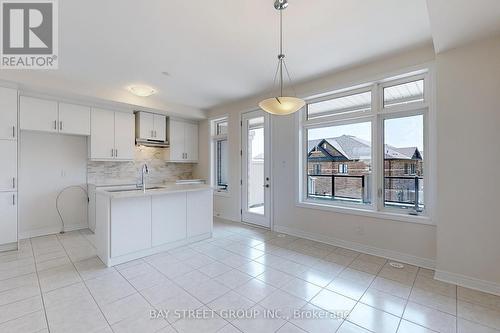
[259, 0, 305, 116]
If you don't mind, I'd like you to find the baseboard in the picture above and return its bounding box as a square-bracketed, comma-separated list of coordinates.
[214, 214, 240, 223]
[19, 223, 89, 239]
[0, 242, 18, 252]
[435, 270, 500, 297]
[274, 225, 436, 270]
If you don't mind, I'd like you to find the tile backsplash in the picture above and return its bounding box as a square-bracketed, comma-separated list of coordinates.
[87, 146, 194, 186]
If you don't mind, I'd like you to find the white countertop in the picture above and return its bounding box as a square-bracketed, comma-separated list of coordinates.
[96, 183, 213, 198]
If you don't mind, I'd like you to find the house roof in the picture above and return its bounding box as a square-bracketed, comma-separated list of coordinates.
[308, 135, 421, 161]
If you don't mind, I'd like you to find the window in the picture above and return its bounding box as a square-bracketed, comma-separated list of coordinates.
[300, 72, 430, 217]
[307, 90, 371, 120]
[338, 164, 348, 174]
[307, 121, 372, 205]
[211, 117, 229, 192]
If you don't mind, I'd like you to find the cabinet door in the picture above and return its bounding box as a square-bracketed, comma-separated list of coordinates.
[186, 190, 212, 238]
[90, 108, 115, 160]
[138, 112, 155, 140]
[184, 122, 198, 162]
[110, 196, 151, 257]
[0, 87, 18, 140]
[20, 96, 58, 133]
[152, 193, 186, 247]
[58, 103, 91, 136]
[153, 114, 166, 141]
[0, 141, 17, 192]
[0, 192, 17, 245]
[168, 119, 185, 161]
[114, 112, 135, 160]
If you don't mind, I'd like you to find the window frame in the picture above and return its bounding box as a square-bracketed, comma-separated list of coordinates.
[297, 69, 434, 224]
[211, 116, 229, 195]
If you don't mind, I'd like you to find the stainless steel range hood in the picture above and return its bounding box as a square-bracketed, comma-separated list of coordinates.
[135, 111, 169, 148]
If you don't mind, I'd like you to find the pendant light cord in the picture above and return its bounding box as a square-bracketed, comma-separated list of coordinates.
[279, 9, 284, 97]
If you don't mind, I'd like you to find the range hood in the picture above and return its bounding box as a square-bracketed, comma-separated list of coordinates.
[135, 138, 169, 148]
[134, 111, 169, 148]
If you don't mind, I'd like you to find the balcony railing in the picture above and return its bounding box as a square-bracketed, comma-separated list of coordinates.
[307, 174, 424, 212]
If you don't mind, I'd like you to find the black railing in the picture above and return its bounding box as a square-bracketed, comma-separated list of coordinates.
[307, 174, 424, 211]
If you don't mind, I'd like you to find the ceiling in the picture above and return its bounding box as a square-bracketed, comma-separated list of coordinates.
[0, 0, 498, 116]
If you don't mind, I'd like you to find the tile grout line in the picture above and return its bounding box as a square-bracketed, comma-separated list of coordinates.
[28, 238, 51, 333]
[55, 232, 116, 333]
[394, 266, 419, 333]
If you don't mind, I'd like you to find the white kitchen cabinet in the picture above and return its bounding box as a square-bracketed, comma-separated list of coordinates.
[58, 103, 91, 136]
[186, 190, 212, 237]
[0, 87, 18, 140]
[166, 119, 198, 162]
[90, 108, 134, 161]
[0, 141, 17, 192]
[151, 193, 187, 247]
[20, 96, 58, 133]
[110, 196, 151, 257]
[184, 122, 198, 162]
[154, 114, 166, 141]
[114, 112, 135, 160]
[0, 192, 17, 245]
[90, 108, 115, 159]
[136, 112, 166, 141]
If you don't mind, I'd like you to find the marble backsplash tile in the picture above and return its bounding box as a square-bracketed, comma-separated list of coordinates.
[88, 146, 194, 186]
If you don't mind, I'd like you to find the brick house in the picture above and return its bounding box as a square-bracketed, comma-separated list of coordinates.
[307, 135, 423, 205]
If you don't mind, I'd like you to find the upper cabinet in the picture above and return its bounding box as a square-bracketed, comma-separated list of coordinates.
[20, 96, 91, 136]
[135, 111, 166, 141]
[166, 119, 198, 163]
[90, 108, 134, 161]
[58, 103, 91, 136]
[20, 96, 58, 133]
[0, 87, 18, 140]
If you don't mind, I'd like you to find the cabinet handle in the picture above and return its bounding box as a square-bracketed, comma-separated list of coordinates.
[12, 194, 15, 206]
[54, 120, 57, 130]
[12, 126, 15, 138]
[151, 130, 154, 138]
[111, 149, 114, 157]
[59, 121, 63, 131]
[115, 149, 118, 157]
[12, 177, 15, 189]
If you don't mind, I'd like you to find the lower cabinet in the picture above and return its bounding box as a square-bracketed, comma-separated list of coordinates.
[187, 190, 213, 237]
[152, 192, 187, 247]
[111, 196, 151, 257]
[0, 192, 17, 245]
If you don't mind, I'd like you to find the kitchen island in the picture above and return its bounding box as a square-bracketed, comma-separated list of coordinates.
[94, 184, 213, 267]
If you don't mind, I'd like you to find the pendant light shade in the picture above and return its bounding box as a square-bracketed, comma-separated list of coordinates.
[259, 0, 305, 116]
[258, 97, 305, 115]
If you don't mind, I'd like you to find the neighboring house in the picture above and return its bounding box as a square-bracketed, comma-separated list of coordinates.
[307, 135, 423, 205]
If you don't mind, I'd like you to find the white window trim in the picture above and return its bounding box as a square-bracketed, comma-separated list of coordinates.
[296, 67, 436, 225]
[210, 116, 230, 195]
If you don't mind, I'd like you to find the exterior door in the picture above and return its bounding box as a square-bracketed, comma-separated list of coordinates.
[241, 110, 271, 228]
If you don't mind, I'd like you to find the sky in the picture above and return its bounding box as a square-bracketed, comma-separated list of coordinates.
[308, 115, 424, 150]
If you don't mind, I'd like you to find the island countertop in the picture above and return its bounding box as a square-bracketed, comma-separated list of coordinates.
[95, 183, 213, 198]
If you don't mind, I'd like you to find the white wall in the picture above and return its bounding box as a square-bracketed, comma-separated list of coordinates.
[19, 132, 88, 238]
[435, 35, 500, 292]
[204, 44, 438, 267]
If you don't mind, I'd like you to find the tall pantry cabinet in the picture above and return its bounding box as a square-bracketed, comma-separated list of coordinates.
[0, 87, 18, 250]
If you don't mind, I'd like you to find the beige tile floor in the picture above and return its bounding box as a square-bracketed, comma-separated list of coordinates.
[1, 218, 500, 333]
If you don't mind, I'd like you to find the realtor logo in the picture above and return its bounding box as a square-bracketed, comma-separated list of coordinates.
[1, 0, 58, 69]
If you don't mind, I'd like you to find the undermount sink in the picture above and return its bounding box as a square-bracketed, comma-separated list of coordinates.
[106, 186, 165, 193]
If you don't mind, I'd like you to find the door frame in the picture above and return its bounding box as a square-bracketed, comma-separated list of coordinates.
[240, 110, 273, 229]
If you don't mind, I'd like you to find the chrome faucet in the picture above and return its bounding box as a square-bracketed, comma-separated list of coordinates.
[138, 163, 150, 192]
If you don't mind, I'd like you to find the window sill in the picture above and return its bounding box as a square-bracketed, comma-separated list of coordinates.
[296, 200, 434, 225]
[214, 190, 231, 197]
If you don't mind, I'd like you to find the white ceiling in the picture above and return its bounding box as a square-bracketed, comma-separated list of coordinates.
[0, 0, 498, 115]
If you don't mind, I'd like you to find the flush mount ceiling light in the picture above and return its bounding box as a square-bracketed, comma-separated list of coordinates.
[128, 85, 156, 97]
[259, 0, 305, 116]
